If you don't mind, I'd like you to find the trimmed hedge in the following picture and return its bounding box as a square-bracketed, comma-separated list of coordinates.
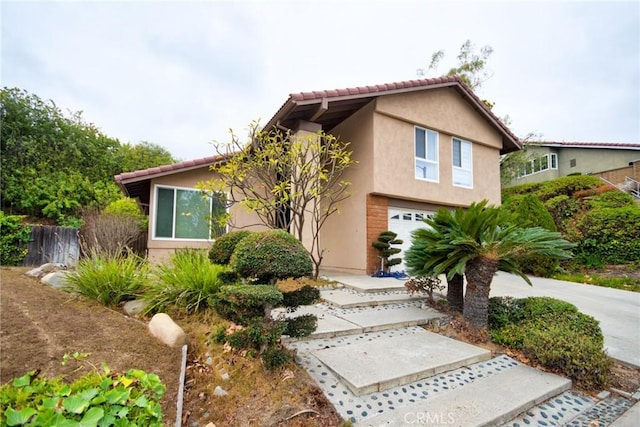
[489, 296, 611, 389]
[576, 207, 640, 264]
[212, 284, 283, 325]
[208, 230, 256, 265]
[230, 229, 312, 284]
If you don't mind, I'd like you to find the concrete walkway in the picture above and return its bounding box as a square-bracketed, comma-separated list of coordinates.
[490, 272, 640, 368]
[303, 272, 639, 425]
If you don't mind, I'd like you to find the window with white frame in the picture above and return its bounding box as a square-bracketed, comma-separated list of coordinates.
[518, 153, 558, 178]
[452, 138, 473, 188]
[415, 127, 439, 181]
[154, 186, 226, 240]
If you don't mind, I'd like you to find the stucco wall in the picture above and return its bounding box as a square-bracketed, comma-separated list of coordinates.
[373, 90, 503, 206]
[147, 165, 264, 264]
[556, 148, 639, 176]
[320, 102, 375, 273]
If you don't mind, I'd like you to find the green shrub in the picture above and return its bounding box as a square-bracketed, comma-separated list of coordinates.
[534, 175, 602, 201]
[488, 297, 525, 330]
[588, 190, 636, 209]
[0, 211, 31, 266]
[508, 195, 559, 276]
[576, 207, 640, 264]
[230, 229, 312, 284]
[0, 367, 165, 426]
[65, 251, 147, 306]
[104, 197, 148, 229]
[212, 284, 284, 325]
[283, 314, 317, 338]
[281, 285, 320, 308]
[523, 324, 612, 390]
[144, 249, 229, 313]
[489, 296, 610, 389]
[544, 195, 581, 233]
[261, 347, 292, 370]
[209, 230, 256, 265]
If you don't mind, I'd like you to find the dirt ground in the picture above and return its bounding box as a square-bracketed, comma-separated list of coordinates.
[0, 267, 182, 426]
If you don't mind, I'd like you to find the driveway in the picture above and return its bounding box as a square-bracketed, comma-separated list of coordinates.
[490, 272, 640, 368]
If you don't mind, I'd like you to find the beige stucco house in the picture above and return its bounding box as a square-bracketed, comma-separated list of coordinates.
[510, 142, 640, 187]
[115, 76, 521, 273]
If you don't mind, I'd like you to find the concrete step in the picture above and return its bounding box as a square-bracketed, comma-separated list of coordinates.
[320, 288, 424, 309]
[286, 328, 572, 426]
[310, 328, 492, 395]
[610, 401, 640, 426]
[326, 274, 408, 293]
[274, 301, 445, 341]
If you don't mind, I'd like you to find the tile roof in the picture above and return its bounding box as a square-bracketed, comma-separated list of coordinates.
[265, 75, 521, 153]
[289, 75, 463, 101]
[531, 141, 640, 149]
[114, 154, 224, 184]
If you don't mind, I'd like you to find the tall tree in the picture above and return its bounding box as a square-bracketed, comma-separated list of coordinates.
[0, 87, 175, 222]
[418, 40, 494, 91]
[118, 141, 176, 173]
[406, 201, 574, 329]
[201, 122, 355, 278]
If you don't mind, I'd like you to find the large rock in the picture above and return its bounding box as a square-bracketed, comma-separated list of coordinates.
[123, 299, 148, 316]
[25, 262, 66, 279]
[41, 271, 71, 289]
[148, 313, 187, 347]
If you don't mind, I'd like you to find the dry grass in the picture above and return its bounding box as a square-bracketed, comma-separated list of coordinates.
[173, 310, 343, 426]
[276, 277, 335, 293]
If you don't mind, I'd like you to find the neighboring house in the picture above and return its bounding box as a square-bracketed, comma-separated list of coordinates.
[115, 76, 521, 273]
[511, 142, 640, 187]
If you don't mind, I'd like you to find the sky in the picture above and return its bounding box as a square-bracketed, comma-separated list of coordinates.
[2, 0, 639, 162]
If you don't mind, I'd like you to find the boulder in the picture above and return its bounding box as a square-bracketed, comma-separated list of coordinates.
[123, 299, 148, 316]
[41, 271, 71, 289]
[25, 267, 45, 278]
[148, 313, 187, 347]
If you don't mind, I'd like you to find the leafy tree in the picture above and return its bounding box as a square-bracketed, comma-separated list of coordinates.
[0, 87, 175, 223]
[407, 200, 575, 330]
[201, 121, 355, 278]
[117, 141, 176, 172]
[418, 40, 494, 91]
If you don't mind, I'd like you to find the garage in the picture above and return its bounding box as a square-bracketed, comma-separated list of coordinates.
[387, 207, 435, 272]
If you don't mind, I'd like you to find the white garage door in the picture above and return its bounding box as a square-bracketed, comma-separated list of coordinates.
[388, 208, 435, 272]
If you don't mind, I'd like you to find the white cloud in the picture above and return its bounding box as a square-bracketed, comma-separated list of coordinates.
[2, 0, 638, 161]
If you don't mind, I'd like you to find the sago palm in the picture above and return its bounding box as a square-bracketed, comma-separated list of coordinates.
[406, 200, 575, 329]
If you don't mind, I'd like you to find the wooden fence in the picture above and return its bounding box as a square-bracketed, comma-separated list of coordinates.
[23, 226, 80, 267]
[22, 226, 148, 267]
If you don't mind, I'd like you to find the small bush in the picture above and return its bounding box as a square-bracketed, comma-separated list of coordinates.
[80, 208, 144, 256]
[262, 347, 292, 370]
[284, 314, 317, 338]
[523, 325, 612, 390]
[144, 249, 229, 313]
[404, 276, 444, 302]
[0, 211, 31, 266]
[65, 251, 147, 306]
[282, 285, 320, 308]
[209, 230, 256, 265]
[230, 230, 312, 284]
[212, 284, 283, 325]
[0, 367, 165, 426]
[104, 197, 148, 229]
[489, 296, 610, 389]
